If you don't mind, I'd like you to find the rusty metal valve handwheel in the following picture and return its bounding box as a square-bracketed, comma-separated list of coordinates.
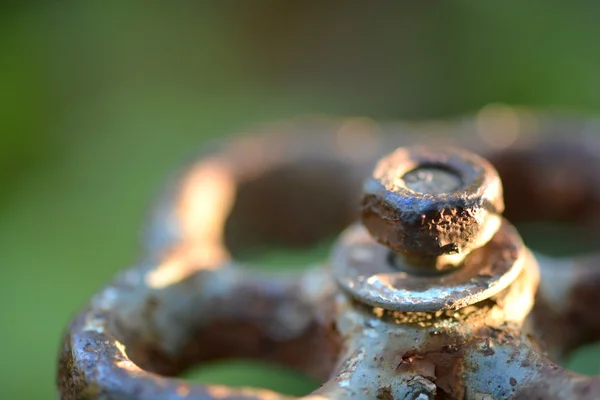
[58, 117, 600, 399]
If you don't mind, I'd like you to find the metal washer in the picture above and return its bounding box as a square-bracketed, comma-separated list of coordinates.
[331, 219, 525, 312]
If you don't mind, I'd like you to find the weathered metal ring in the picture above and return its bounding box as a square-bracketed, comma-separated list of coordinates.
[332, 219, 524, 312]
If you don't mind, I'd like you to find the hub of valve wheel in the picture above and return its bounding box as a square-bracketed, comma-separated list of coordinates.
[324, 144, 540, 399]
[333, 145, 532, 312]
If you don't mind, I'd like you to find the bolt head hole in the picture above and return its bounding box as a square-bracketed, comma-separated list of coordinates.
[402, 164, 463, 195]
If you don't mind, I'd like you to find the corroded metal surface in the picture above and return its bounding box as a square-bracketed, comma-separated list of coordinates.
[319, 249, 539, 399]
[58, 112, 600, 399]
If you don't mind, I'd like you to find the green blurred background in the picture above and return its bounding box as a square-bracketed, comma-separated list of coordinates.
[3, 2, 600, 398]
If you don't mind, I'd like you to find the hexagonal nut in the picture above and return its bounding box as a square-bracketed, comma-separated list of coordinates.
[361, 146, 504, 260]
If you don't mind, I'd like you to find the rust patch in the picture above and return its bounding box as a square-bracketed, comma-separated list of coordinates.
[395, 343, 465, 399]
[376, 385, 393, 400]
[479, 338, 495, 356]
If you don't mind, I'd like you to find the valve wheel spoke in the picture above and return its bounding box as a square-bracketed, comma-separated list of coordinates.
[313, 337, 439, 400]
[465, 340, 600, 400]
